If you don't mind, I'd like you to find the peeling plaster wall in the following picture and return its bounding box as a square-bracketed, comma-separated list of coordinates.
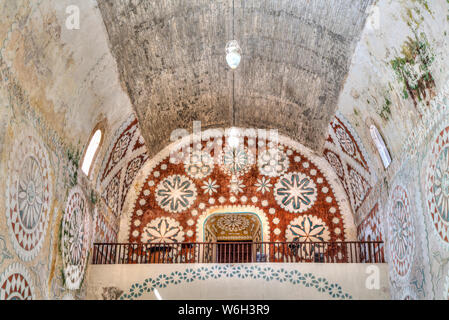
[333, 0, 449, 299]
[336, 0, 449, 175]
[0, 0, 134, 300]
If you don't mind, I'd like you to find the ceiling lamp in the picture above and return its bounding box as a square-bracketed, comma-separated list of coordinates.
[226, 40, 241, 69]
[228, 127, 240, 148]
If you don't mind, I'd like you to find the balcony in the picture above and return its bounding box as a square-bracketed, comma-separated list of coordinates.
[92, 241, 385, 264]
[87, 241, 388, 300]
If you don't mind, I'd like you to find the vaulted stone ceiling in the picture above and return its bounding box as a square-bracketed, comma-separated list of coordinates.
[98, 0, 372, 157]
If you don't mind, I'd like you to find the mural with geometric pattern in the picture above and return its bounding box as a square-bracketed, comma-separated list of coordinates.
[323, 112, 374, 214]
[121, 129, 357, 262]
[97, 114, 149, 217]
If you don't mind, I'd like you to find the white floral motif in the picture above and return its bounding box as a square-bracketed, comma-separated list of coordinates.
[155, 175, 197, 213]
[201, 178, 219, 196]
[286, 215, 331, 243]
[258, 147, 289, 177]
[18, 157, 44, 230]
[274, 172, 317, 213]
[141, 217, 185, 243]
[286, 215, 330, 257]
[184, 151, 214, 179]
[219, 146, 254, 176]
[229, 175, 245, 194]
[254, 177, 273, 194]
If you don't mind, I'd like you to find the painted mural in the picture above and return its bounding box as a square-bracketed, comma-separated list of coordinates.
[357, 203, 385, 261]
[352, 80, 449, 300]
[120, 129, 356, 263]
[1, 0, 449, 302]
[5, 131, 52, 262]
[426, 125, 449, 245]
[93, 206, 118, 244]
[97, 114, 149, 217]
[118, 264, 354, 300]
[0, 262, 35, 300]
[62, 186, 92, 291]
[323, 113, 375, 215]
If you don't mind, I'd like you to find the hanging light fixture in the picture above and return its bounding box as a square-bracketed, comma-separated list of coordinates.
[227, 127, 240, 148]
[226, 40, 241, 69]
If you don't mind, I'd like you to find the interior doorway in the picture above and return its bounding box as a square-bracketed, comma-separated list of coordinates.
[203, 213, 262, 263]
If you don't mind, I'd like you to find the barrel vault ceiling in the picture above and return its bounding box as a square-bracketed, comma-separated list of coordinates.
[98, 0, 373, 157]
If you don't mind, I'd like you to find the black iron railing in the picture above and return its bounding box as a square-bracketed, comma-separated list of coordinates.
[92, 241, 385, 264]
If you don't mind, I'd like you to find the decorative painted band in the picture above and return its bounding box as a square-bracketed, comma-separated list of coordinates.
[120, 264, 353, 300]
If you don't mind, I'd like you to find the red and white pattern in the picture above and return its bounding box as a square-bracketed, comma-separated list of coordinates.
[94, 209, 118, 244]
[141, 217, 185, 243]
[121, 129, 356, 247]
[357, 203, 383, 242]
[388, 185, 415, 278]
[357, 203, 384, 261]
[97, 114, 148, 217]
[323, 113, 373, 213]
[62, 186, 91, 290]
[5, 133, 52, 261]
[0, 263, 34, 300]
[426, 125, 449, 245]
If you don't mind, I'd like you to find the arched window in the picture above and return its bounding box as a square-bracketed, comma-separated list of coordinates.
[81, 128, 103, 177]
[370, 125, 391, 169]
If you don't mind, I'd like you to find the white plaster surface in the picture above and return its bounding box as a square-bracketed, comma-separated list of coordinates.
[86, 263, 390, 300]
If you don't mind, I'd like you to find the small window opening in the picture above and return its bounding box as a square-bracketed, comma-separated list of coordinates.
[370, 125, 392, 169]
[81, 129, 102, 176]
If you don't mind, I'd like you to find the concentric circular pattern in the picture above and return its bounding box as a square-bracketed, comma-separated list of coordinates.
[184, 151, 214, 179]
[274, 172, 317, 213]
[257, 147, 290, 177]
[0, 263, 34, 300]
[155, 175, 198, 213]
[216, 215, 250, 232]
[62, 187, 91, 290]
[388, 185, 414, 278]
[6, 135, 52, 261]
[141, 217, 185, 243]
[219, 146, 254, 176]
[426, 126, 449, 244]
